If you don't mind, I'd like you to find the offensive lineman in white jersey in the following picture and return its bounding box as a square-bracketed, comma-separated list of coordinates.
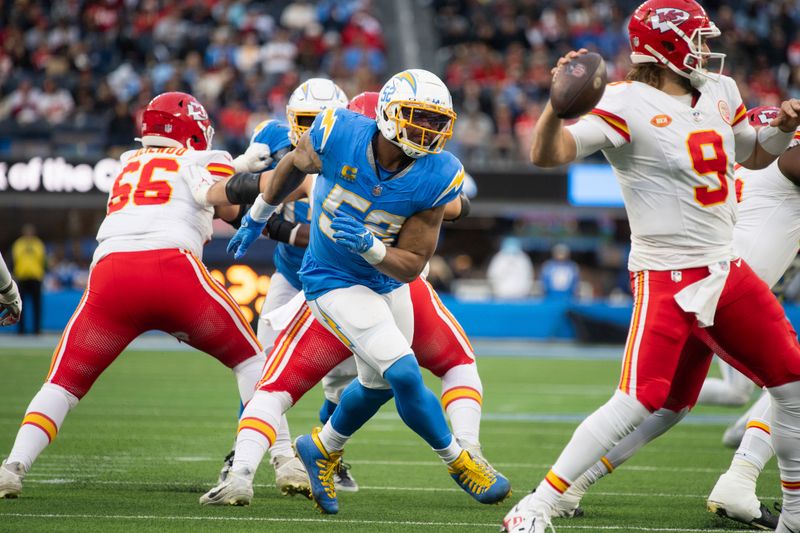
[0, 91, 272, 498]
[502, 0, 800, 531]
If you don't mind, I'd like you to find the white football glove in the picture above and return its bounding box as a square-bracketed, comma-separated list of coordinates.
[232, 142, 273, 174]
[0, 280, 22, 327]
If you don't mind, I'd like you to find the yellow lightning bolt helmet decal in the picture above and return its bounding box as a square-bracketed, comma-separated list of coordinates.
[319, 108, 337, 151]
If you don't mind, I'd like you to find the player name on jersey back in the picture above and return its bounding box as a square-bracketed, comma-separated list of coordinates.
[93, 147, 234, 265]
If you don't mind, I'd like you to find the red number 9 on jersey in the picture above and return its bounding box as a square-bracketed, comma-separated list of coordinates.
[687, 130, 729, 207]
[107, 157, 177, 215]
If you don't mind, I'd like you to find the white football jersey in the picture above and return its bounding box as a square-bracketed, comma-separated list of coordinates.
[734, 159, 800, 288]
[93, 146, 235, 265]
[570, 75, 753, 271]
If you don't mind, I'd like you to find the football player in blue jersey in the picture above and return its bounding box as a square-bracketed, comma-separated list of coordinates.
[213, 78, 351, 496]
[225, 68, 511, 514]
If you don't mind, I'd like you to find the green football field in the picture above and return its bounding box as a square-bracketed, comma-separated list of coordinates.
[0, 348, 780, 532]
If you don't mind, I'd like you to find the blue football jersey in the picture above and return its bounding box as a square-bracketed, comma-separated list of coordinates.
[299, 107, 465, 300]
[248, 119, 308, 288]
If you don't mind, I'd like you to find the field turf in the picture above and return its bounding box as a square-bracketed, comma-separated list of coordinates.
[0, 347, 780, 532]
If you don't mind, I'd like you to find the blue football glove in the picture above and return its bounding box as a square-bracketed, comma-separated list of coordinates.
[227, 211, 267, 260]
[330, 215, 374, 254]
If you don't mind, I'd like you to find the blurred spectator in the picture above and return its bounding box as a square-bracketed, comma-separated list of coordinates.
[540, 243, 580, 299]
[261, 27, 298, 84]
[0, 79, 41, 124]
[453, 101, 494, 163]
[487, 237, 533, 299]
[105, 101, 137, 156]
[37, 78, 75, 124]
[11, 225, 46, 335]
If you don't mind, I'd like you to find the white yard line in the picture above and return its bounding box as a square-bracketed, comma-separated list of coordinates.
[0, 512, 765, 531]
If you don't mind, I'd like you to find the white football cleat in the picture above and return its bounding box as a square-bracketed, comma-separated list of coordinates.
[722, 419, 747, 449]
[777, 517, 800, 533]
[502, 492, 555, 533]
[0, 460, 24, 498]
[199, 469, 253, 506]
[552, 485, 584, 518]
[272, 455, 311, 498]
[707, 470, 778, 530]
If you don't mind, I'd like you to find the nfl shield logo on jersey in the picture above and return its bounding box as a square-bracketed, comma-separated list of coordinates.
[372, 184, 383, 196]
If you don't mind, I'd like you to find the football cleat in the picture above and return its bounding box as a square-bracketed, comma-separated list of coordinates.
[552, 485, 585, 519]
[722, 418, 747, 448]
[502, 492, 556, 532]
[707, 470, 778, 530]
[777, 517, 800, 533]
[0, 460, 24, 499]
[272, 454, 311, 498]
[333, 461, 358, 493]
[448, 449, 511, 505]
[217, 449, 235, 484]
[199, 469, 253, 506]
[294, 428, 342, 514]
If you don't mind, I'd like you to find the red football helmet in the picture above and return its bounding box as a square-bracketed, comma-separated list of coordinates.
[747, 106, 780, 127]
[140, 92, 214, 150]
[628, 0, 725, 84]
[347, 91, 379, 120]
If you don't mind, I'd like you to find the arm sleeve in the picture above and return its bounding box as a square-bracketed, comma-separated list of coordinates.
[567, 117, 618, 159]
[183, 165, 218, 207]
[725, 80, 756, 163]
[0, 251, 13, 293]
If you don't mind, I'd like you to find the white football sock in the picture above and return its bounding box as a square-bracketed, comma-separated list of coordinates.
[269, 415, 294, 460]
[7, 383, 79, 471]
[605, 407, 687, 466]
[734, 393, 774, 471]
[317, 422, 350, 453]
[232, 390, 291, 478]
[232, 353, 266, 405]
[768, 381, 800, 530]
[441, 364, 483, 448]
[533, 390, 650, 510]
[433, 436, 463, 464]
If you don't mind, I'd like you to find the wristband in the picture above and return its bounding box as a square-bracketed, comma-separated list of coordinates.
[360, 237, 387, 265]
[288, 224, 302, 246]
[250, 195, 279, 223]
[758, 125, 795, 156]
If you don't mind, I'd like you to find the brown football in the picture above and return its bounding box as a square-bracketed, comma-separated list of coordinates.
[550, 52, 607, 119]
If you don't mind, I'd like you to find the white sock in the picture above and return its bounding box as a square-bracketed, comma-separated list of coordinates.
[441, 364, 483, 448]
[269, 415, 294, 460]
[534, 390, 649, 510]
[605, 407, 687, 466]
[231, 390, 291, 477]
[734, 394, 774, 471]
[232, 353, 266, 405]
[317, 421, 350, 453]
[433, 436, 463, 464]
[768, 381, 800, 529]
[7, 383, 78, 471]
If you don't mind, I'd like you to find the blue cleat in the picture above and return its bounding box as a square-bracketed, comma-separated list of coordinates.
[448, 450, 511, 504]
[294, 428, 342, 514]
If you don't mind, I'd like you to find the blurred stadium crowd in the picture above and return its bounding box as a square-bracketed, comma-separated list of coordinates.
[2, 0, 800, 163]
[0, 0, 386, 157]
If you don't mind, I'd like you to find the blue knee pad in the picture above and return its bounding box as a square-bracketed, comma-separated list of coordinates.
[384, 354, 452, 450]
[329, 378, 393, 437]
[319, 398, 338, 425]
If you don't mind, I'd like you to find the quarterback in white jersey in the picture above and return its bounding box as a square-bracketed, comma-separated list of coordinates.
[502, 1, 800, 532]
[0, 91, 272, 499]
[529, 107, 800, 531]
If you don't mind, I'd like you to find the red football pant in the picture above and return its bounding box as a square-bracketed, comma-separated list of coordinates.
[46, 249, 262, 399]
[257, 278, 477, 403]
[620, 260, 800, 412]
